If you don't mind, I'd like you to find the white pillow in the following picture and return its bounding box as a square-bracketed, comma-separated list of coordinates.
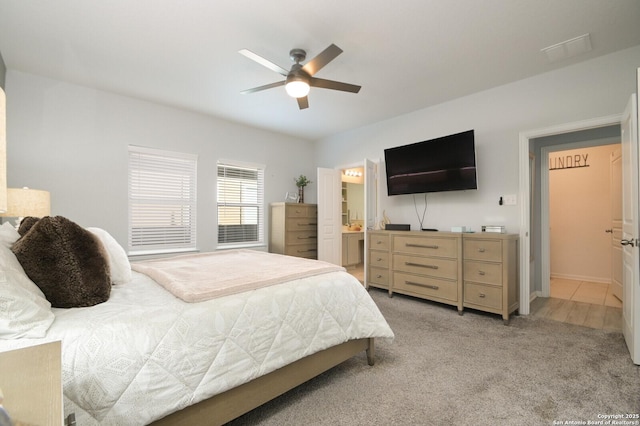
[0, 222, 20, 248]
[0, 223, 54, 339]
[87, 227, 132, 285]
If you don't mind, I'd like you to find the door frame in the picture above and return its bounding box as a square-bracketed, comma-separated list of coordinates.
[518, 114, 622, 314]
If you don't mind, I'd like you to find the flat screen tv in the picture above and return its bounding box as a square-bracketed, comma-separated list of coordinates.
[384, 130, 477, 196]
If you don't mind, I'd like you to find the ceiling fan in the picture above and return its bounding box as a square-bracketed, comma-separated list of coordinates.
[239, 44, 361, 110]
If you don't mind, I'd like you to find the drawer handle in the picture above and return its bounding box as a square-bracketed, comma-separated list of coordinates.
[479, 293, 486, 298]
[478, 248, 486, 253]
[376, 274, 383, 278]
[405, 281, 439, 290]
[406, 243, 439, 249]
[478, 271, 486, 276]
[377, 257, 383, 261]
[376, 240, 383, 244]
[297, 236, 317, 239]
[405, 261, 438, 270]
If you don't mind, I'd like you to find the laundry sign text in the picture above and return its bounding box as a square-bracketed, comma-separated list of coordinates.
[549, 153, 589, 171]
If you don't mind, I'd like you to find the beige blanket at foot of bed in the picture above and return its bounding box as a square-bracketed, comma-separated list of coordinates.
[131, 249, 345, 302]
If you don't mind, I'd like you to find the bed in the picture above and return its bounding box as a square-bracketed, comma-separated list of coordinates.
[0, 218, 394, 425]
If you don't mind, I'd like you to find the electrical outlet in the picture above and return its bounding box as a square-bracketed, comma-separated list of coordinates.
[503, 194, 517, 205]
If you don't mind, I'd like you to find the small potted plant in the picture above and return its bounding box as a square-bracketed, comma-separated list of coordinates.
[294, 175, 312, 203]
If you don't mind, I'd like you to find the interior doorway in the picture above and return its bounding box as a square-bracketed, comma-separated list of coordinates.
[531, 144, 624, 331]
[341, 166, 365, 283]
[534, 125, 621, 299]
[517, 115, 623, 316]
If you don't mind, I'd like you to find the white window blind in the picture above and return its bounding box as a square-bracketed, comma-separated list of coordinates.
[217, 161, 265, 247]
[128, 146, 197, 254]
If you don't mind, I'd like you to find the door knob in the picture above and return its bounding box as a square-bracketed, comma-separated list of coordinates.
[605, 229, 613, 233]
[620, 239, 636, 247]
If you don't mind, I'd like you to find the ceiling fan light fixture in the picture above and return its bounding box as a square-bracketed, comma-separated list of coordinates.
[285, 79, 310, 98]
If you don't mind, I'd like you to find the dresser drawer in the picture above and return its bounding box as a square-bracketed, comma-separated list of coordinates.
[369, 250, 390, 268]
[287, 217, 318, 230]
[393, 254, 458, 280]
[393, 235, 458, 258]
[463, 261, 503, 285]
[284, 243, 317, 258]
[463, 239, 502, 262]
[394, 272, 458, 301]
[464, 282, 502, 310]
[285, 230, 317, 244]
[286, 205, 316, 218]
[369, 233, 390, 251]
[368, 266, 390, 287]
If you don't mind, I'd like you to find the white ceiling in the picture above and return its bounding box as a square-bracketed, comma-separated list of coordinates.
[1, 0, 639, 141]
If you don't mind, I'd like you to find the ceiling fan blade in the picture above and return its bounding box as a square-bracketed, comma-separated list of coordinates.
[310, 77, 361, 93]
[297, 96, 309, 110]
[302, 44, 343, 76]
[240, 80, 285, 94]
[239, 49, 289, 76]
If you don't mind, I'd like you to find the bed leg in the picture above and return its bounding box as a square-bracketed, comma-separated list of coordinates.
[366, 338, 375, 366]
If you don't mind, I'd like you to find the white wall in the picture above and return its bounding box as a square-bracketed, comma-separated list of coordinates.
[315, 45, 640, 234]
[5, 70, 317, 252]
[549, 145, 618, 283]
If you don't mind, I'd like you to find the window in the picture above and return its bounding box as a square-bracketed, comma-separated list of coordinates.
[128, 146, 197, 255]
[217, 160, 265, 247]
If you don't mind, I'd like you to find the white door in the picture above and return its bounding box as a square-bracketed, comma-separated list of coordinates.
[620, 92, 640, 365]
[364, 158, 378, 231]
[364, 158, 378, 285]
[317, 167, 341, 265]
[609, 148, 623, 301]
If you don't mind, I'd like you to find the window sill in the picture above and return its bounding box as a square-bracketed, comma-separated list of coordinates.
[216, 243, 267, 251]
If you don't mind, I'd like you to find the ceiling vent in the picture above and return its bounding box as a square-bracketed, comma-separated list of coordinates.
[541, 33, 592, 63]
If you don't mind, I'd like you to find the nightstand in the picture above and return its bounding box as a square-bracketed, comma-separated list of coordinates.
[0, 341, 63, 425]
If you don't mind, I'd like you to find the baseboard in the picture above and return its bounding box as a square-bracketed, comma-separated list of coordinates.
[550, 273, 611, 284]
[530, 291, 541, 303]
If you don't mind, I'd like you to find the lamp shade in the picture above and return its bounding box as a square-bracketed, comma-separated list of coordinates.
[0, 88, 7, 213]
[0, 187, 51, 218]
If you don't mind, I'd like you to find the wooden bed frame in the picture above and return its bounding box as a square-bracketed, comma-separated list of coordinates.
[151, 337, 375, 425]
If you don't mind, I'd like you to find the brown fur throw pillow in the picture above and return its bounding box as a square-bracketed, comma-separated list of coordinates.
[12, 216, 111, 308]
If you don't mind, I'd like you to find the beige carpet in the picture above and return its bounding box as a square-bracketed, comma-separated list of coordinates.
[227, 289, 640, 426]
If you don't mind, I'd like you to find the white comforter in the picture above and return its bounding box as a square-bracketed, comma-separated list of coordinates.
[1, 270, 394, 425]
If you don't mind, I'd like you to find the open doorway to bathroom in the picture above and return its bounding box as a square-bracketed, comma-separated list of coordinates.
[341, 167, 365, 283]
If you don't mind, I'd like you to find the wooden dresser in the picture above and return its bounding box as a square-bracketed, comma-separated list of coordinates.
[269, 203, 318, 259]
[462, 233, 519, 324]
[368, 230, 464, 313]
[367, 231, 391, 290]
[366, 230, 519, 323]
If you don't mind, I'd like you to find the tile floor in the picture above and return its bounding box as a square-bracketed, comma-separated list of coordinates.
[530, 278, 622, 331]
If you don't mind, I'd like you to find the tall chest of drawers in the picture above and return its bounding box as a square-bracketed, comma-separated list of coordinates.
[463, 233, 519, 324]
[269, 203, 318, 259]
